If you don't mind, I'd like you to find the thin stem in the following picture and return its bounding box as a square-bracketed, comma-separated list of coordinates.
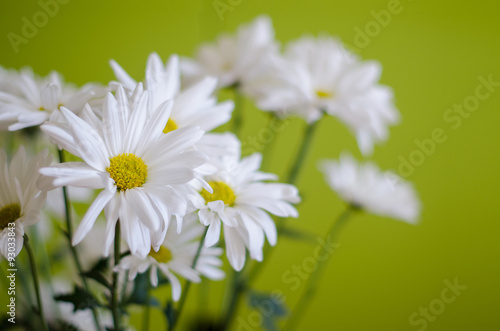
[23, 234, 49, 331]
[142, 276, 151, 331]
[170, 227, 209, 331]
[283, 206, 356, 331]
[286, 120, 319, 185]
[260, 114, 282, 171]
[231, 87, 244, 139]
[221, 269, 246, 331]
[111, 221, 122, 331]
[58, 149, 102, 331]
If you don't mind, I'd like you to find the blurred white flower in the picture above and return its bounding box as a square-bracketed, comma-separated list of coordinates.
[0, 146, 52, 258]
[191, 153, 300, 271]
[319, 153, 420, 223]
[244, 36, 400, 155]
[39, 84, 209, 257]
[181, 15, 278, 89]
[115, 218, 225, 301]
[110, 52, 239, 159]
[0, 68, 104, 131]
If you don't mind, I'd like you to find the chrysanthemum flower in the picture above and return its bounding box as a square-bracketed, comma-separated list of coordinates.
[0, 67, 104, 131]
[319, 153, 420, 223]
[181, 15, 278, 89]
[110, 52, 238, 158]
[191, 153, 300, 271]
[39, 83, 210, 257]
[244, 35, 400, 155]
[0, 146, 52, 258]
[115, 218, 225, 301]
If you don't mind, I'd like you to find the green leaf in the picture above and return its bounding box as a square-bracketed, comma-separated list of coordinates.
[247, 291, 288, 331]
[81, 257, 111, 288]
[54, 286, 101, 312]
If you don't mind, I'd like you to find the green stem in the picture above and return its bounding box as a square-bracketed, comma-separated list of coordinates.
[286, 120, 319, 185]
[142, 276, 151, 331]
[283, 206, 356, 331]
[58, 149, 102, 331]
[23, 234, 49, 331]
[111, 221, 122, 331]
[260, 114, 282, 171]
[221, 269, 246, 331]
[232, 87, 244, 139]
[170, 227, 209, 331]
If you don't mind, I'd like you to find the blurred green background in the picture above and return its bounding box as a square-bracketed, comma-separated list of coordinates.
[1, 0, 500, 330]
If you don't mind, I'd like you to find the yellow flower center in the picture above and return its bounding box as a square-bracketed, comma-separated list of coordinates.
[106, 153, 148, 192]
[38, 106, 45, 111]
[200, 181, 236, 207]
[0, 203, 21, 230]
[149, 246, 172, 263]
[316, 90, 333, 98]
[163, 119, 178, 134]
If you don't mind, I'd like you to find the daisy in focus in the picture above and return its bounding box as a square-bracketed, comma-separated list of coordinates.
[0, 146, 52, 258]
[0, 68, 104, 131]
[39, 83, 210, 257]
[181, 15, 278, 89]
[319, 153, 420, 223]
[110, 52, 239, 158]
[190, 153, 300, 271]
[115, 218, 225, 301]
[244, 36, 400, 155]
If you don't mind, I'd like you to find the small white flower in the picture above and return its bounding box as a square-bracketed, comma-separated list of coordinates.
[115, 218, 225, 301]
[319, 153, 420, 223]
[181, 15, 278, 89]
[110, 52, 239, 160]
[244, 35, 400, 155]
[39, 83, 209, 257]
[0, 68, 104, 131]
[192, 153, 300, 271]
[0, 146, 52, 258]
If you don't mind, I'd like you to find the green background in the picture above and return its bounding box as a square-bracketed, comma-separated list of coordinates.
[1, 0, 500, 330]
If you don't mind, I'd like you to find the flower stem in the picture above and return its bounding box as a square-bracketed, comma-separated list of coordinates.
[286, 120, 319, 185]
[283, 206, 355, 331]
[58, 149, 102, 331]
[232, 87, 244, 139]
[221, 269, 246, 331]
[142, 276, 151, 331]
[170, 227, 209, 331]
[111, 221, 122, 331]
[23, 234, 49, 331]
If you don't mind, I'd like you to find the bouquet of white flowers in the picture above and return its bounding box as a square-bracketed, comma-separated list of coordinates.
[0, 16, 420, 331]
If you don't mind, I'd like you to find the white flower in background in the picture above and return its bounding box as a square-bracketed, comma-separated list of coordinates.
[181, 15, 278, 89]
[110, 52, 239, 159]
[0, 146, 52, 258]
[39, 83, 209, 257]
[0, 68, 104, 131]
[115, 218, 225, 301]
[244, 35, 400, 155]
[191, 153, 300, 271]
[319, 153, 420, 223]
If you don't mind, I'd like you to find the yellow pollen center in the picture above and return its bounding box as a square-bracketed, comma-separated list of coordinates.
[0, 203, 21, 230]
[200, 181, 236, 206]
[149, 246, 172, 263]
[38, 106, 45, 111]
[316, 90, 333, 98]
[106, 153, 147, 192]
[163, 119, 178, 134]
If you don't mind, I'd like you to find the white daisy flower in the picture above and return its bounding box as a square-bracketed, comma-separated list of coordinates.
[191, 153, 300, 271]
[181, 15, 278, 89]
[319, 153, 420, 223]
[39, 83, 209, 258]
[0, 68, 104, 131]
[115, 218, 225, 301]
[110, 52, 238, 160]
[244, 35, 400, 155]
[0, 146, 52, 258]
